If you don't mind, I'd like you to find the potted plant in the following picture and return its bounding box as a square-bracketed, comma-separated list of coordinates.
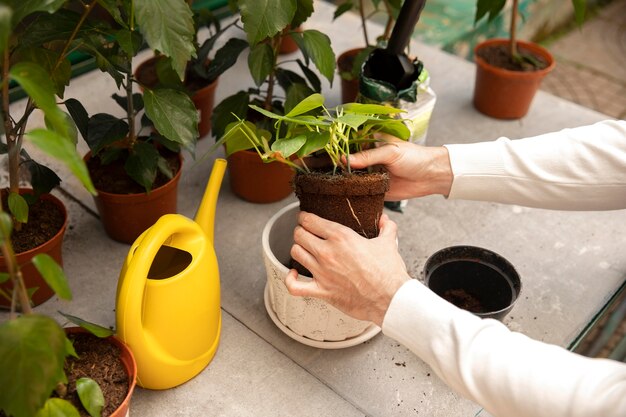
[0, 230, 136, 417]
[211, 0, 335, 204]
[472, 0, 586, 119]
[333, 0, 402, 102]
[64, 0, 200, 244]
[134, 6, 248, 138]
[0, 1, 99, 307]
[218, 93, 410, 344]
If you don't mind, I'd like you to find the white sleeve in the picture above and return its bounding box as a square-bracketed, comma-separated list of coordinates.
[443, 119, 626, 210]
[382, 280, 626, 417]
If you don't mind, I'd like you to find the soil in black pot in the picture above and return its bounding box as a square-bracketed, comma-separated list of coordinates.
[477, 44, 549, 72]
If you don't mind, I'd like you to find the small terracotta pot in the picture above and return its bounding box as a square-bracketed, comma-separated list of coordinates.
[337, 48, 364, 103]
[0, 190, 68, 308]
[88, 153, 183, 244]
[226, 150, 294, 204]
[473, 39, 555, 119]
[65, 327, 137, 417]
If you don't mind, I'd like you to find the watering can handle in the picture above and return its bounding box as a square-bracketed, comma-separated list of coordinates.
[117, 215, 200, 341]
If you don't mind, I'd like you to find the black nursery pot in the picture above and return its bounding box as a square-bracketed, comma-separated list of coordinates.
[424, 246, 522, 321]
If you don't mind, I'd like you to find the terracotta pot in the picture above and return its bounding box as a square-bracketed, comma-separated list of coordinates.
[337, 48, 364, 103]
[135, 56, 217, 138]
[278, 25, 302, 55]
[0, 190, 68, 308]
[262, 202, 380, 346]
[226, 150, 294, 204]
[88, 153, 183, 244]
[473, 38, 555, 119]
[65, 327, 137, 417]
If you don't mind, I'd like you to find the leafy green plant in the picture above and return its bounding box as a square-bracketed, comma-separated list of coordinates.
[475, 0, 586, 61]
[0, 0, 97, 230]
[216, 93, 411, 174]
[333, 0, 402, 81]
[211, 0, 336, 141]
[64, 0, 200, 193]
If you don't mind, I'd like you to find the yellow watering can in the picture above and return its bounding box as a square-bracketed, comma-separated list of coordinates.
[116, 159, 227, 390]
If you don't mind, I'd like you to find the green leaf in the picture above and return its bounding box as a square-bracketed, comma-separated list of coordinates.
[76, 378, 104, 417]
[296, 30, 335, 84]
[333, 1, 353, 20]
[25, 160, 62, 197]
[86, 114, 129, 154]
[271, 134, 306, 158]
[0, 212, 13, 244]
[291, 0, 314, 29]
[248, 43, 274, 87]
[340, 102, 405, 115]
[285, 93, 324, 117]
[211, 90, 250, 138]
[376, 119, 411, 140]
[58, 313, 114, 338]
[25, 129, 97, 195]
[221, 121, 266, 155]
[143, 88, 199, 151]
[284, 83, 315, 114]
[32, 254, 72, 301]
[0, 5, 12, 56]
[125, 141, 159, 192]
[8, 192, 29, 224]
[337, 113, 371, 130]
[95, 0, 125, 27]
[296, 59, 322, 93]
[114, 29, 143, 58]
[0, 273, 9, 284]
[238, 0, 296, 45]
[10, 62, 68, 138]
[205, 38, 248, 83]
[64, 98, 89, 141]
[572, 0, 586, 25]
[7, 0, 65, 27]
[134, 0, 196, 80]
[474, 0, 506, 24]
[14, 47, 71, 98]
[296, 131, 329, 157]
[35, 398, 80, 417]
[0, 315, 67, 417]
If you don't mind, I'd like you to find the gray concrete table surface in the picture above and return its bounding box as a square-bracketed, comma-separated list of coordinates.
[3, 1, 625, 416]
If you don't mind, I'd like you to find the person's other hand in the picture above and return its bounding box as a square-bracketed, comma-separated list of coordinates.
[285, 211, 411, 326]
[347, 138, 453, 200]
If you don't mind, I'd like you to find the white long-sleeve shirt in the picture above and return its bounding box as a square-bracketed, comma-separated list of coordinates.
[383, 119, 626, 417]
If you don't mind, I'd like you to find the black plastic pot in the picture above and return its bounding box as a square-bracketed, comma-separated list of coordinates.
[424, 246, 522, 321]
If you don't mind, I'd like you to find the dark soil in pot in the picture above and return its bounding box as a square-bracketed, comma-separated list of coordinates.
[476, 43, 549, 72]
[62, 332, 129, 417]
[1, 193, 65, 253]
[291, 170, 389, 276]
[87, 149, 181, 195]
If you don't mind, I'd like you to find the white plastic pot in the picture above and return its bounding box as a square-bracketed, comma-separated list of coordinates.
[261, 202, 380, 348]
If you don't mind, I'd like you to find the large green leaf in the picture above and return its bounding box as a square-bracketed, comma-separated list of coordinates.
[35, 398, 80, 417]
[13, 47, 71, 98]
[211, 90, 250, 138]
[76, 378, 104, 417]
[125, 141, 158, 192]
[205, 38, 248, 83]
[10, 62, 68, 138]
[238, 0, 296, 45]
[474, 0, 506, 24]
[143, 88, 199, 151]
[8, 192, 28, 223]
[271, 134, 306, 158]
[64, 98, 89, 141]
[285, 92, 324, 117]
[221, 120, 263, 155]
[32, 254, 72, 301]
[0, 5, 11, 56]
[248, 43, 274, 87]
[86, 114, 129, 154]
[296, 130, 329, 157]
[7, 0, 65, 27]
[340, 102, 405, 115]
[291, 0, 314, 29]
[284, 83, 315, 114]
[571, 0, 586, 25]
[25, 159, 62, 196]
[25, 129, 97, 195]
[134, 0, 196, 80]
[294, 30, 335, 84]
[0, 315, 67, 417]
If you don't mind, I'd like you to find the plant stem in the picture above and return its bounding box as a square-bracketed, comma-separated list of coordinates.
[359, 0, 370, 46]
[53, 0, 97, 74]
[509, 0, 519, 58]
[263, 35, 282, 111]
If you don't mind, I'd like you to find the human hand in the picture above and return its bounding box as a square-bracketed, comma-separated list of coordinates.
[347, 138, 453, 200]
[284, 211, 411, 326]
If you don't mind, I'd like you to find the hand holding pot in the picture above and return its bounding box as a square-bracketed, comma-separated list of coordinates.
[348, 138, 453, 200]
[285, 211, 410, 326]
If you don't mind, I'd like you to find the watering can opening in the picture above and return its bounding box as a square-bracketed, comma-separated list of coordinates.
[147, 245, 193, 280]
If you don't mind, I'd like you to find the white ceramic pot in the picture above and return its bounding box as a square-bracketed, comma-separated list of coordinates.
[262, 202, 380, 348]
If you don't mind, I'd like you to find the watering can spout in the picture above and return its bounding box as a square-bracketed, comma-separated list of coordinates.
[195, 158, 227, 243]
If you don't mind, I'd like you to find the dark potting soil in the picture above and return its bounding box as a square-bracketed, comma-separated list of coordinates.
[442, 288, 487, 313]
[87, 150, 180, 195]
[62, 332, 129, 417]
[476, 44, 549, 72]
[1, 195, 65, 253]
[291, 171, 389, 277]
